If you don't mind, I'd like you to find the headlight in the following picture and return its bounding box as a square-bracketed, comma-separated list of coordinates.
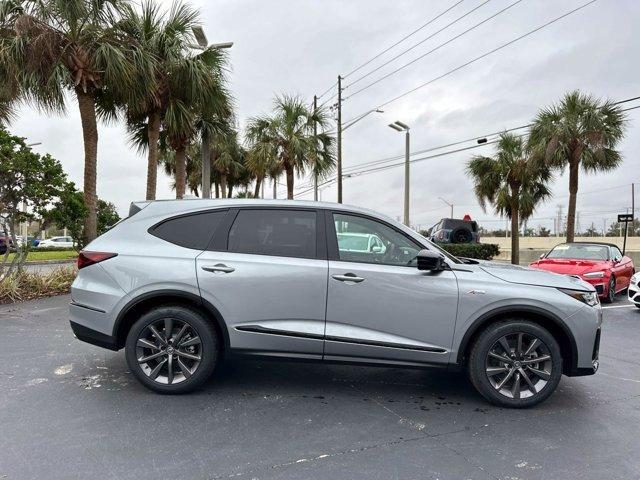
[559, 288, 600, 307]
[583, 271, 605, 279]
[631, 273, 639, 284]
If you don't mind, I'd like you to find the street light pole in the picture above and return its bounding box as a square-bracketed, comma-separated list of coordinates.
[192, 26, 233, 199]
[337, 75, 343, 204]
[389, 121, 411, 226]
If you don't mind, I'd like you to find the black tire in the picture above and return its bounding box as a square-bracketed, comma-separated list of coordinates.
[468, 320, 563, 408]
[125, 305, 219, 394]
[603, 276, 616, 304]
[451, 227, 472, 244]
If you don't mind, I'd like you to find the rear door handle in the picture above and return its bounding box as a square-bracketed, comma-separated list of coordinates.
[202, 264, 235, 274]
[332, 273, 365, 283]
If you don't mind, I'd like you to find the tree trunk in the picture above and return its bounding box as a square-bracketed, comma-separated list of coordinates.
[253, 177, 262, 198]
[174, 147, 187, 199]
[214, 182, 219, 198]
[146, 110, 161, 200]
[227, 183, 234, 198]
[285, 165, 294, 199]
[566, 157, 580, 242]
[220, 175, 227, 198]
[510, 203, 520, 265]
[76, 89, 98, 244]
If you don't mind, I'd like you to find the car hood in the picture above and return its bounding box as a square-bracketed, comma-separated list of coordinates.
[471, 260, 594, 291]
[529, 258, 609, 276]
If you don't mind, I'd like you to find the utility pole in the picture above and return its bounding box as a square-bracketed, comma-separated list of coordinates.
[337, 75, 343, 204]
[313, 94, 318, 201]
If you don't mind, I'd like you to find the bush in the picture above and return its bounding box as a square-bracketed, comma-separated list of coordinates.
[437, 242, 500, 260]
[0, 266, 76, 304]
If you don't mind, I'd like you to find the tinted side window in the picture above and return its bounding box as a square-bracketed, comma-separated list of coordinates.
[228, 209, 317, 259]
[151, 210, 227, 250]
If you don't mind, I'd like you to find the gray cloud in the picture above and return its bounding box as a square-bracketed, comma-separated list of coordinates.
[9, 0, 640, 234]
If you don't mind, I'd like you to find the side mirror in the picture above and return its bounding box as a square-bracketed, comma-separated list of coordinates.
[417, 249, 446, 271]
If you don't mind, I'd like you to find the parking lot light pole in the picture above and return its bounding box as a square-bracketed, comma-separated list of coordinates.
[192, 27, 233, 199]
[389, 121, 410, 226]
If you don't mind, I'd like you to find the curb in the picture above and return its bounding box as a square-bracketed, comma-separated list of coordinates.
[24, 259, 77, 267]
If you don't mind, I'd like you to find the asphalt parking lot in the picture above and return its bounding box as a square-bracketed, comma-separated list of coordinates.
[1, 295, 639, 480]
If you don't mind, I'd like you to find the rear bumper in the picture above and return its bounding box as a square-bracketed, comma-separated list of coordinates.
[70, 320, 119, 351]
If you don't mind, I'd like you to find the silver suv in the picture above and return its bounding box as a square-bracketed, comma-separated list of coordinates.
[69, 200, 601, 407]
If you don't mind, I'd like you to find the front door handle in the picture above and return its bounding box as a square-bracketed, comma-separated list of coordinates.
[202, 264, 235, 274]
[332, 273, 365, 283]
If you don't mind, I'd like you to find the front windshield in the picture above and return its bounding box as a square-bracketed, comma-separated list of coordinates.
[546, 243, 609, 261]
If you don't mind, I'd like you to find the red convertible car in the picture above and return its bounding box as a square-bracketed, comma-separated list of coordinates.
[529, 242, 635, 303]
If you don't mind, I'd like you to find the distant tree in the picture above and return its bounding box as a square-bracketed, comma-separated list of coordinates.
[537, 226, 551, 237]
[45, 183, 88, 248]
[97, 200, 120, 235]
[0, 127, 66, 276]
[467, 133, 552, 264]
[583, 223, 600, 237]
[529, 91, 626, 242]
[246, 95, 335, 199]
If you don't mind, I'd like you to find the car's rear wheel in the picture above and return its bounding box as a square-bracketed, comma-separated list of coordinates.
[468, 321, 562, 408]
[604, 276, 616, 304]
[125, 305, 218, 394]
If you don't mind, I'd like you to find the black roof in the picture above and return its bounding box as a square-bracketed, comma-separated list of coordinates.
[555, 241, 619, 249]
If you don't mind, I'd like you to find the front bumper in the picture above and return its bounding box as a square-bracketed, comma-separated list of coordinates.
[580, 276, 608, 298]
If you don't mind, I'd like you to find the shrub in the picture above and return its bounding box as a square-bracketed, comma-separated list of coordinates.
[0, 266, 76, 304]
[437, 242, 500, 260]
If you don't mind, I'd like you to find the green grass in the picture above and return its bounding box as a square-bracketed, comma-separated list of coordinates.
[2, 250, 78, 262]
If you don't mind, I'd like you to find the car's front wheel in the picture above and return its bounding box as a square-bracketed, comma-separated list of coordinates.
[468, 321, 562, 408]
[125, 305, 219, 394]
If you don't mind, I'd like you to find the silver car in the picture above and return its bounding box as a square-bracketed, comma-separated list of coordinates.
[69, 200, 601, 407]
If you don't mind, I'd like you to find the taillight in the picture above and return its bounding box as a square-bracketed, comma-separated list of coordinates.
[77, 251, 117, 269]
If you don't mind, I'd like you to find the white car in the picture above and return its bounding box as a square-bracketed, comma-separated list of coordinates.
[38, 236, 74, 248]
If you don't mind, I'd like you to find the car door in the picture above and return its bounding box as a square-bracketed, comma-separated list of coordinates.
[611, 246, 633, 289]
[196, 207, 328, 358]
[324, 211, 459, 366]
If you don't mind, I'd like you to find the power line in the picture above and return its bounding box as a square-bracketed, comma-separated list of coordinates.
[295, 94, 640, 195]
[343, 0, 598, 125]
[345, 0, 500, 91]
[343, 0, 465, 79]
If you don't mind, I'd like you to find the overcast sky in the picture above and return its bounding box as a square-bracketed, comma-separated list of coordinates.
[10, 0, 640, 233]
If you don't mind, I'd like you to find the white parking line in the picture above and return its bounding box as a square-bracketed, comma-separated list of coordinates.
[601, 304, 635, 309]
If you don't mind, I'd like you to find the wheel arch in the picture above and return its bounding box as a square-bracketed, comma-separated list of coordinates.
[113, 289, 230, 353]
[456, 306, 578, 375]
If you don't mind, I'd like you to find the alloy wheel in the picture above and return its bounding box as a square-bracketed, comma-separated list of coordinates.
[135, 318, 202, 385]
[485, 332, 552, 400]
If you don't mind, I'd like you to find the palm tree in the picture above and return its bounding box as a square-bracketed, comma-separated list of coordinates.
[467, 133, 552, 265]
[245, 95, 335, 199]
[528, 91, 626, 242]
[0, 0, 152, 243]
[158, 142, 201, 197]
[118, 1, 230, 201]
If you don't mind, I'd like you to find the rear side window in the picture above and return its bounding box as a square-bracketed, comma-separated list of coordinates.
[150, 210, 227, 250]
[228, 209, 316, 259]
